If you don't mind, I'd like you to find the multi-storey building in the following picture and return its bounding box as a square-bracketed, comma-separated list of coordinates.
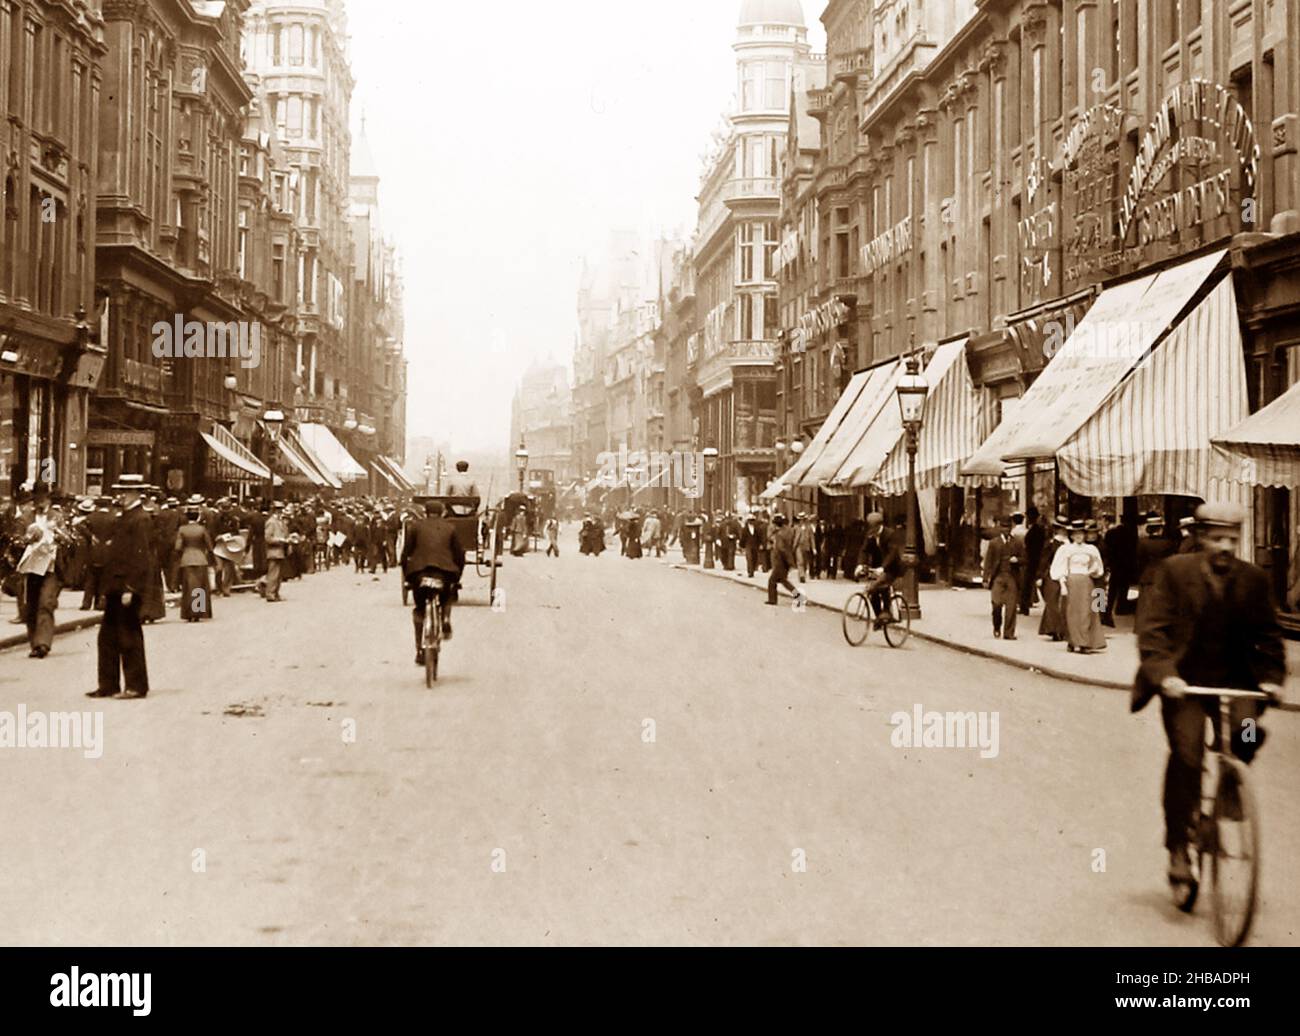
[92, 0, 282, 494]
[348, 117, 408, 495]
[767, 0, 1300, 617]
[243, 0, 354, 440]
[0, 0, 105, 497]
[690, 0, 822, 513]
[510, 360, 573, 496]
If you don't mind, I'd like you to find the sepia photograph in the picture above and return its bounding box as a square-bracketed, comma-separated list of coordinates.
[1, 0, 1299, 1009]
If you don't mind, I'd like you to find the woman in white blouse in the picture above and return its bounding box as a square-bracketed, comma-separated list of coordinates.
[1049, 521, 1107, 653]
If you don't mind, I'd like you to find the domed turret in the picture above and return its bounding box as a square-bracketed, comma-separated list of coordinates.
[737, 0, 806, 27]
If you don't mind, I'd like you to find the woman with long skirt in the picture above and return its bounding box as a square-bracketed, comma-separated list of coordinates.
[1037, 517, 1068, 641]
[1050, 521, 1106, 653]
[175, 508, 214, 622]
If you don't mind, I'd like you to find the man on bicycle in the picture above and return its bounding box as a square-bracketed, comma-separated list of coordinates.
[1134, 502, 1285, 888]
[400, 500, 466, 666]
[853, 512, 902, 629]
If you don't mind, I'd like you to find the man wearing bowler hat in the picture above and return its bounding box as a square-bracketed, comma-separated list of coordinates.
[87, 476, 153, 699]
[1134, 502, 1286, 890]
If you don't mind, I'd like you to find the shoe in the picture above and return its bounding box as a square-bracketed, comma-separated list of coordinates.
[993, 629, 1002, 639]
[1168, 845, 1194, 885]
[86, 689, 116, 699]
[442, 624, 453, 641]
[1003, 635, 1017, 641]
[113, 690, 147, 700]
[415, 651, 425, 667]
[764, 601, 777, 606]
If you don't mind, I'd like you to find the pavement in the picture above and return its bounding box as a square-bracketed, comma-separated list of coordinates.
[1, 534, 1298, 946]
[660, 549, 1300, 702]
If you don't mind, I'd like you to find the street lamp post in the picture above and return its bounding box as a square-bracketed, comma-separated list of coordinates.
[701, 445, 718, 568]
[263, 405, 285, 506]
[515, 439, 529, 494]
[895, 354, 928, 620]
[423, 459, 433, 494]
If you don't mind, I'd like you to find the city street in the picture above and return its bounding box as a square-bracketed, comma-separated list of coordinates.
[3, 531, 1298, 946]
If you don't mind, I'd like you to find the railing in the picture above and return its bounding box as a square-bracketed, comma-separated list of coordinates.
[722, 177, 780, 203]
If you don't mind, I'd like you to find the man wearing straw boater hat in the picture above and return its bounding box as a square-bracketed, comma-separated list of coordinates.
[1134, 502, 1286, 889]
[87, 475, 153, 699]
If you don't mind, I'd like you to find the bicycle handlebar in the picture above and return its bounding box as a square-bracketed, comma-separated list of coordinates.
[1181, 686, 1273, 701]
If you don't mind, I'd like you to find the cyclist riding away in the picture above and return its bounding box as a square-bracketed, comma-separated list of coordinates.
[400, 500, 466, 666]
[854, 512, 903, 628]
[1133, 502, 1285, 890]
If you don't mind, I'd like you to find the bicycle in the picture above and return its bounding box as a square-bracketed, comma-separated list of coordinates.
[842, 568, 910, 648]
[1171, 686, 1275, 947]
[417, 574, 449, 687]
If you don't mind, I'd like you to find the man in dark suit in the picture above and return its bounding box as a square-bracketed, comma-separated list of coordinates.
[401, 500, 466, 665]
[741, 512, 765, 578]
[854, 512, 902, 627]
[764, 514, 804, 606]
[80, 497, 116, 610]
[1134, 502, 1286, 887]
[1018, 506, 1048, 615]
[1134, 515, 1175, 622]
[718, 512, 741, 571]
[87, 478, 153, 700]
[1100, 511, 1138, 625]
[982, 516, 1021, 639]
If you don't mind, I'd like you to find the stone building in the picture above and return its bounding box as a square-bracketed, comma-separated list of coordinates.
[0, 0, 105, 496]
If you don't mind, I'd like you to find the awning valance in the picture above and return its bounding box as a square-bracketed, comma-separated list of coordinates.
[1212, 378, 1300, 489]
[1057, 273, 1250, 504]
[874, 338, 997, 496]
[201, 423, 272, 482]
[298, 423, 367, 482]
[962, 248, 1228, 474]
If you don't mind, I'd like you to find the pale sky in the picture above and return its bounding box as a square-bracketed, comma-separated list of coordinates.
[347, 0, 826, 458]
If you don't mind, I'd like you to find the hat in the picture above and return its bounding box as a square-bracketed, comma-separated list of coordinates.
[1069, 519, 1087, 532]
[271, 501, 285, 510]
[77, 498, 95, 513]
[1194, 502, 1245, 528]
[111, 474, 146, 494]
[1145, 514, 1165, 528]
[1053, 514, 1071, 529]
[866, 512, 884, 526]
[998, 515, 1014, 528]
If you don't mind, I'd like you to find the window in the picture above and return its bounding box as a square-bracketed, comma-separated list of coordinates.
[272, 25, 282, 65]
[742, 62, 761, 110]
[289, 24, 304, 65]
[762, 294, 778, 339]
[237, 210, 249, 279]
[288, 96, 302, 137]
[272, 243, 285, 302]
[763, 221, 778, 279]
[739, 223, 756, 282]
[765, 62, 787, 109]
[740, 296, 754, 340]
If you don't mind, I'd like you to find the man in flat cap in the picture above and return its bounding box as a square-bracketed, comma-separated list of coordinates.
[1134, 502, 1286, 890]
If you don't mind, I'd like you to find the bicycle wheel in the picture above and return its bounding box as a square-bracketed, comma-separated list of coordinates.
[883, 592, 912, 648]
[1210, 760, 1259, 947]
[841, 593, 871, 646]
[423, 607, 440, 687]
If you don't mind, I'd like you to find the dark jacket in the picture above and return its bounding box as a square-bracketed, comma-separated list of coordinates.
[982, 533, 1022, 584]
[857, 527, 902, 578]
[85, 509, 116, 567]
[401, 517, 466, 581]
[771, 526, 797, 570]
[1133, 553, 1285, 713]
[103, 504, 153, 596]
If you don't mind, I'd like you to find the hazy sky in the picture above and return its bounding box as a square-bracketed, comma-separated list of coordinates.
[348, 0, 825, 457]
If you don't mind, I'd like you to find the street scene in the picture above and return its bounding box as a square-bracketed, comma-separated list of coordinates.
[2, 0, 1300, 957]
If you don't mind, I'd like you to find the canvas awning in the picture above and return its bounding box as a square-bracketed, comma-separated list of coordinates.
[372, 461, 402, 491]
[285, 428, 344, 490]
[776, 368, 872, 487]
[262, 424, 333, 489]
[297, 423, 367, 483]
[791, 358, 904, 490]
[201, 423, 271, 482]
[874, 338, 997, 496]
[819, 357, 911, 489]
[378, 455, 416, 491]
[962, 248, 1228, 474]
[1056, 273, 1250, 504]
[1212, 377, 1300, 489]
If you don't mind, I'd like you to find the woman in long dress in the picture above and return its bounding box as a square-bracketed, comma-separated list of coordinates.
[175, 509, 214, 622]
[1049, 521, 1106, 652]
[1037, 518, 1068, 641]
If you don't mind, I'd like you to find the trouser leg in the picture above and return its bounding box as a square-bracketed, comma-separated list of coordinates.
[98, 598, 123, 694]
[991, 603, 1002, 634]
[1003, 597, 1018, 637]
[33, 572, 59, 649]
[1161, 695, 1211, 850]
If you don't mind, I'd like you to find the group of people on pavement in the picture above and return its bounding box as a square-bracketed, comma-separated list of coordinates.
[980, 507, 1199, 653]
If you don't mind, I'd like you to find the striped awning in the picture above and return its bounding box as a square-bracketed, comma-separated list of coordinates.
[264, 424, 334, 489]
[792, 358, 904, 489]
[1056, 273, 1250, 504]
[378, 455, 416, 492]
[777, 369, 872, 487]
[874, 338, 997, 496]
[822, 357, 911, 489]
[1212, 378, 1300, 489]
[298, 423, 368, 483]
[963, 248, 1228, 474]
[201, 423, 271, 482]
[372, 461, 401, 491]
[285, 428, 344, 490]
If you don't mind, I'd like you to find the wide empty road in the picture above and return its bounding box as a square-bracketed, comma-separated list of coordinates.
[2, 534, 1298, 946]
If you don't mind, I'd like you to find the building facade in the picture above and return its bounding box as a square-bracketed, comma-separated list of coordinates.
[510, 360, 573, 497]
[691, 0, 822, 513]
[0, 0, 105, 497]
